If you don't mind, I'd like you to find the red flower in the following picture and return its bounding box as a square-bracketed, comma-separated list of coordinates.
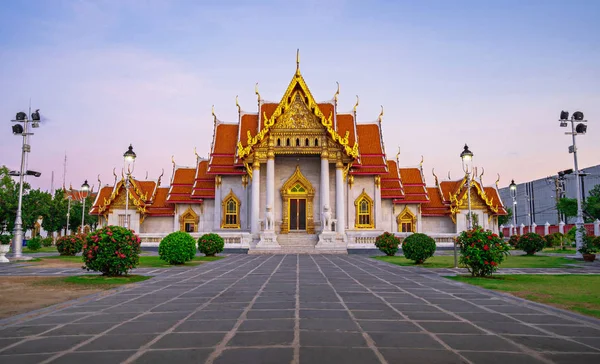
[491, 261, 498, 266]
[470, 243, 475, 248]
[484, 261, 489, 265]
[487, 236, 493, 240]
[483, 245, 489, 251]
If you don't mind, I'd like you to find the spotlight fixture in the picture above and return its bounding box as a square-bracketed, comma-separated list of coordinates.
[12, 124, 24, 134]
[573, 111, 584, 121]
[560, 110, 569, 120]
[576, 123, 587, 134]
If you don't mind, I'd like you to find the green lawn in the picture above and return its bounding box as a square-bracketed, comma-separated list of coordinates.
[35, 275, 151, 288]
[39, 255, 224, 268]
[542, 248, 577, 255]
[447, 275, 600, 319]
[22, 246, 59, 254]
[375, 254, 580, 269]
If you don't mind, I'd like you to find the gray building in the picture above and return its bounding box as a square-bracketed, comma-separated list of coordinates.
[499, 164, 600, 226]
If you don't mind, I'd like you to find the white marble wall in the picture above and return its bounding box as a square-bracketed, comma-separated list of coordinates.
[422, 216, 455, 234]
[347, 175, 377, 231]
[108, 208, 140, 233]
[141, 216, 172, 233]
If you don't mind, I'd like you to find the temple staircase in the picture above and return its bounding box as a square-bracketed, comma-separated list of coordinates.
[249, 233, 347, 254]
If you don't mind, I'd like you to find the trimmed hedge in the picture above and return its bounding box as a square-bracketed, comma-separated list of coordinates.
[83, 226, 141, 276]
[402, 233, 436, 264]
[198, 233, 224, 256]
[159, 231, 197, 264]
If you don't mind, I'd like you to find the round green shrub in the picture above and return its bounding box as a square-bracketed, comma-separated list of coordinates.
[0, 234, 11, 245]
[159, 231, 197, 264]
[374, 232, 400, 256]
[56, 234, 85, 256]
[544, 232, 564, 249]
[41, 237, 53, 247]
[508, 234, 520, 248]
[516, 232, 545, 255]
[456, 228, 511, 277]
[198, 233, 224, 256]
[26, 236, 42, 251]
[402, 233, 436, 264]
[83, 226, 141, 276]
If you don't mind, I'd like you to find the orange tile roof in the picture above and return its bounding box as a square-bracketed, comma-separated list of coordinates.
[259, 103, 278, 129]
[319, 102, 335, 129]
[238, 114, 259, 148]
[484, 187, 508, 215]
[353, 124, 387, 175]
[421, 187, 450, 216]
[381, 160, 404, 199]
[440, 180, 463, 202]
[399, 168, 425, 185]
[90, 186, 112, 214]
[146, 187, 174, 215]
[336, 114, 356, 146]
[209, 123, 244, 175]
[167, 167, 196, 203]
[192, 160, 215, 199]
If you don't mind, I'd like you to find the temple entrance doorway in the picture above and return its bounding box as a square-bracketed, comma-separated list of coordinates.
[289, 198, 307, 231]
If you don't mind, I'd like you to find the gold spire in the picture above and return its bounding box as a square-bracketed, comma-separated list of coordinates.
[334, 82, 340, 103]
[296, 49, 300, 75]
[378, 105, 384, 123]
[254, 82, 261, 104]
[480, 167, 485, 186]
[353, 95, 359, 114]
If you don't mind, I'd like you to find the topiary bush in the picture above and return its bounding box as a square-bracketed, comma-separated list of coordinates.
[56, 234, 85, 256]
[83, 226, 141, 276]
[508, 234, 520, 248]
[516, 232, 545, 255]
[402, 233, 436, 264]
[159, 231, 197, 264]
[374, 232, 400, 256]
[41, 237, 53, 247]
[198, 233, 224, 256]
[26, 236, 42, 252]
[456, 228, 511, 277]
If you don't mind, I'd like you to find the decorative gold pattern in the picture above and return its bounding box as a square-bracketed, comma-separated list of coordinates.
[348, 175, 354, 188]
[215, 175, 222, 187]
[397, 206, 416, 233]
[280, 166, 315, 234]
[449, 175, 500, 220]
[374, 175, 381, 188]
[354, 189, 374, 229]
[179, 206, 199, 232]
[241, 174, 248, 188]
[221, 189, 241, 229]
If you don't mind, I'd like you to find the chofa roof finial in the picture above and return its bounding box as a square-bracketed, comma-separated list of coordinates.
[495, 173, 501, 189]
[235, 95, 241, 115]
[432, 168, 439, 186]
[296, 49, 300, 75]
[334, 82, 340, 103]
[353, 95, 359, 114]
[255, 82, 261, 104]
[378, 105, 384, 123]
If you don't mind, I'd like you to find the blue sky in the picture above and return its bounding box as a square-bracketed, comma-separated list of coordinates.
[1, 0, 599, 192]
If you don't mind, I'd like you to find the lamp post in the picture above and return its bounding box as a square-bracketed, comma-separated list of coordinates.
[509, 179, 517, 235]
[10, 109, 41, 258]
[559, 111, 587, 258]
[80, 180, 90, 233]
[66, 194, 72, 235]
[123, 145, 136, 229]
[460, 144, 474, 230]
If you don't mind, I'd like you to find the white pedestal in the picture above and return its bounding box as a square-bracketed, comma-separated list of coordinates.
[254, 232, 281, 252]
[316, 232, 347, 253]
[0, 245, 10, 263]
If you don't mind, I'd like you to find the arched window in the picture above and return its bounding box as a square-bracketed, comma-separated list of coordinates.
[179, 207, 199, 232]
[354, 189, 374, 228]
[221, 190, 241, 229]
[397, 206, 416, 233]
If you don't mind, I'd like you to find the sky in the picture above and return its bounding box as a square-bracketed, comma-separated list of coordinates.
[1, 0, 599, 193]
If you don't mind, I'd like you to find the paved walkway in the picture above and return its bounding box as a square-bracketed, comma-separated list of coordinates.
[1, 255, 600, 364]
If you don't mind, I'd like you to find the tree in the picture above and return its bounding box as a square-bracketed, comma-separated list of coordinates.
[21, 189, 52, 232]
[42, 189, 69, 238]
[584, 184, 600, 221]
[69, 195, 98, 233]
[0, 165, 30, 234]
[498, 207, 513, 226]
[556, 197, 578, 223]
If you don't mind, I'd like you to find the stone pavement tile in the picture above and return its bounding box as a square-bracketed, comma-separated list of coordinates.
[251, 301, 295, 310]
[43, 322, 118, 336]
[0, 353, 54, 364]
[300, 310, 351, 319]
[379, 348, 464, 364]
[434, 303, 490, 313]
[299, 319, 359, 332]
[474, 321, 550, 336]
[300, 302, 344, 310]
[246, 309, 295, 319]
[369, 332, 444, 349]
[22, 313, 90, 325]
[508, 335, 599, 353]
[469, 298, 510, 306]
[460, 351, 546, 364]
[51, 350, 137, 364]
[543, 353, 600, 364]
[357, 320, 421, 333]
[418, 322, 486, 334]
[188, 310, 244, 320]
[76, 334, 157, 351]
[456, 312, 520, 323]
[0, 338, 20, 349]
[202, 302, 249, 310]
[75, 312, 140, 323]
[175, 319, 238, 332]
[337, 293, 384, 303]
[508, 314, 581, 325]
[577, 337, 600, 350]
[228, 331, 294, 346]
[151, 332, 225, 349]
[238, 319, 294, 332]
[101, 304, 156, 313]
[1, 335, 92, 355]
[391, 304, 444, 313]
[214, 348, 294, 364]
[300, 331, 367, 347]
[533, 324, 600, 337]
[345, 302, 391, 310]
[299, 347, 380, 364]
[351, 310, 404, 320]
[58, 306, 112, 314]
[403, 312, 461, 321]
[0, 325, 58, 338]
[150, 303, 202, 312]
[437, 334, 524, 352]
[131, 312, 191, 322]
[133, 348, 212, 363]
[108, 321, 176, 335]
[488, 305, 545, 315]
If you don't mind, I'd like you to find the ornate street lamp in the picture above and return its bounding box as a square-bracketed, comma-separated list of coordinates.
[81, 180, 90, 233]
[509, 179, 517, 235]
[460, 144, 474, 230]
[123, 145, 136, 229]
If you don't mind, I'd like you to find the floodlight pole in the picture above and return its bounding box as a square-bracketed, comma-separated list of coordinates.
[11, 115, 31, 258]
[570, 116, 584, 258]
[66, 196, 72, 235]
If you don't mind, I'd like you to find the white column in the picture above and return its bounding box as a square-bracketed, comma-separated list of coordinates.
[594, 219, 600, 236]
[320, 152, 330, 231]
[266, 156, 275, 231]
[251, 161, 261, 234]
[213, 177, 221, 231]
[335, 162, 345, 234]
[374, 176, 382, 229]
[544, 222, 550, 236]
[519, 223, 525, 235]
[559, 221, 565, 234]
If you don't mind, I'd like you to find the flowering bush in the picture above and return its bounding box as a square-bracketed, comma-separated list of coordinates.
[456, 228, 511, 277]
[516, 232, 545, 255]
[42, 237, 53, 247]
[198, 233, 224, 256]
[375, 232, 400, 256]
[159, 231, 197, 264]
[56, 234, 85, 256]
[508, 234, 520, 248]
[402, 233, 436, 264]
[83, 226, 141, 276]
[26, 236, 42, 251]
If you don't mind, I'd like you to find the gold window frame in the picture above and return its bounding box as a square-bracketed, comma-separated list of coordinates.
[221, 189, 241, 229]
[354, 189, 374, 229]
